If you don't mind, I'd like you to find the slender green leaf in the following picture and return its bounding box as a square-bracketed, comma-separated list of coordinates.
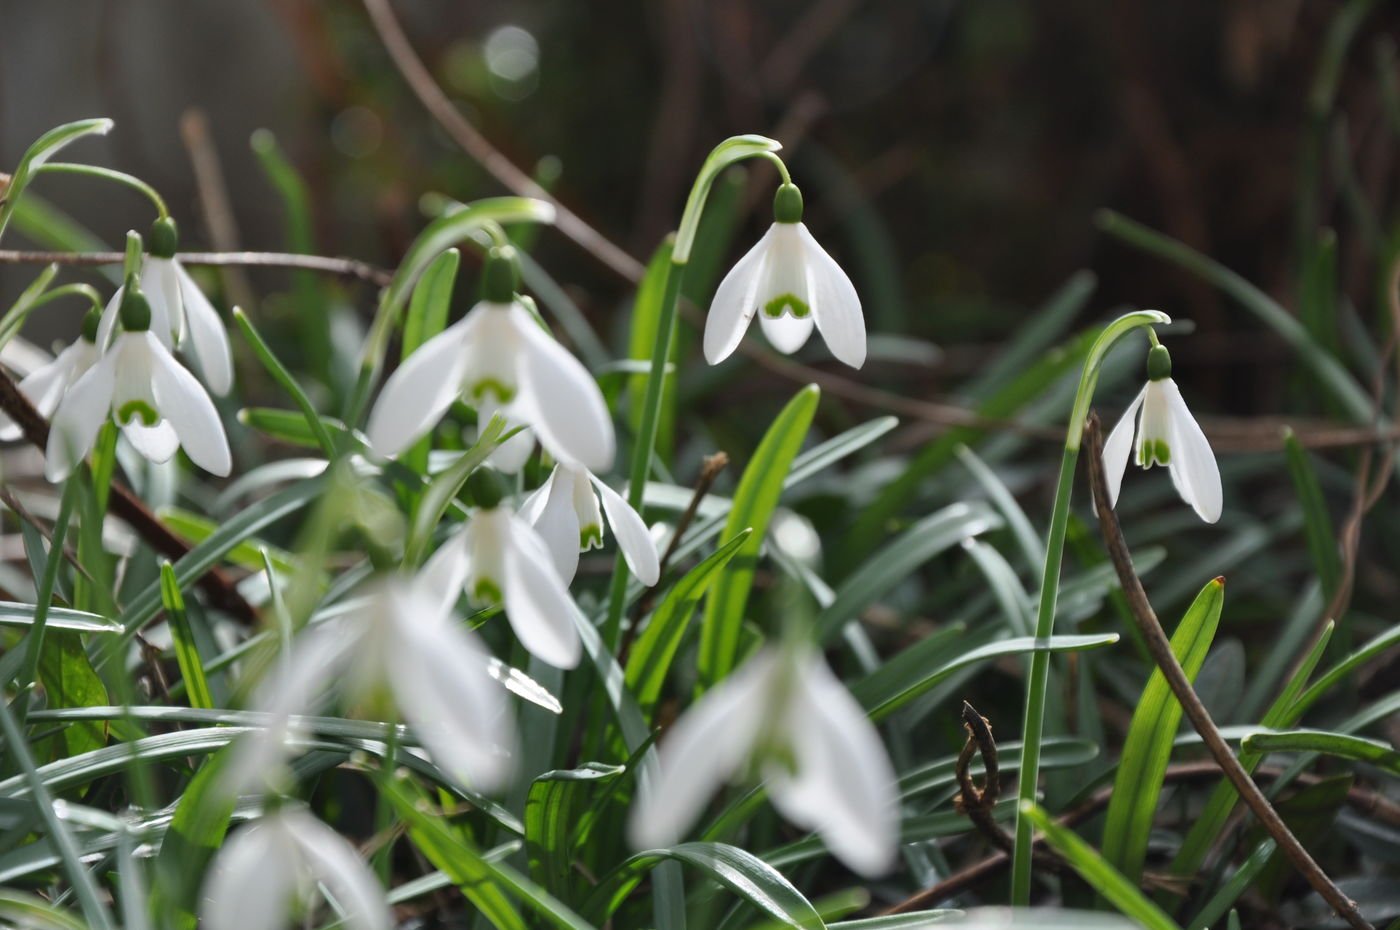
[1242, 729, 1400, 772]
[525, 763, 625, 896]
[1283, 428, 1341, 599]
[159, 564, 213, 710]
[233, 308, 335, 456]
[0, 118, 113, 242]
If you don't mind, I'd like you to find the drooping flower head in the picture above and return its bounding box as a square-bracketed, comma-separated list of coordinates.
[0, 307, 102, 441]
[704, 183, 866, 369]
[629, 641, 899, 877]
[366, 246, 613, 473]
[1103, 343, 1221, 523]
[97, 217, 234, 395]
[421, 466, 588, 669]
[520, 461, 659, 586]
[201, 807, 390, 930]
[46, 281, 231, 482]
[221, 573, 516, 798]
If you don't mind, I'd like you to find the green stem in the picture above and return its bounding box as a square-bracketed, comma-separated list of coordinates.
[14, 478, 80, 726]
[37, 162, 168, 219]
[1010, 309, 1168, 904]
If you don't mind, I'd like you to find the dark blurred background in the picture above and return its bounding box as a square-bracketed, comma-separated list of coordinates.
[3, 0, 1398, 419]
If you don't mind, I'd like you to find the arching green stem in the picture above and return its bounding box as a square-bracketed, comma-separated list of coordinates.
[38, 162, 168, 218]
[1010, 309, 1170, 904]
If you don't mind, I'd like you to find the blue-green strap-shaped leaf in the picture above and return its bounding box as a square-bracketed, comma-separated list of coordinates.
[524, 763, 626, 897]
[0, 118, 113, 242]
[697, 385, 819, 691]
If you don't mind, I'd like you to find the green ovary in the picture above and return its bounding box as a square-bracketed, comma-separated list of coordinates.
[116, 400, 159, 427]
[762, 293, 811, 319]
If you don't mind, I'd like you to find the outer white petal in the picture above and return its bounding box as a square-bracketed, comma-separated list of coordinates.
[176, 262, 234, 395]
[627, 649, 779, 851]
[1161, 379, 1222, 523]
[44, 349, 119, 482]
[510, 306, 615, 472]
[766, 652, 899, 877]
[200, 817, 299, 930]
[419, 528, 473, 613]
[704, 226, 775, 364]
[147, 333, 231, 476]
[140, 257, 181, 346]
[757, 309, 816, 355]
[0, 346, 83, 440]
[501, 514, 585, 668]
[366, 317, 474, 458]
[524, 466, 582, 583]
[95, 286, 124, 351]
[797, 224, 866, 368]
[1101, 385, 1147, 509]
[592, 474, 659, 585]
[385, 585, 516, 790]
[122, 420, 180, 463]
[281, 809, 392, 930]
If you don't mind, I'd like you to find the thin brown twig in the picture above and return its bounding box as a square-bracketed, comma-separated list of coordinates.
[359, 0, 645, 283]
[881, 760, 1400, 913]
[0, 370, 255, 624]
[954, 700, 1010, 852]
[0, 249, 391, 286]
[0, 488, 94, 585]
[1084, 412, 1373, 930]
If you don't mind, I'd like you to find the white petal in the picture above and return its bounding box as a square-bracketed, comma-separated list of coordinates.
[0, 347, 80, 440]
[705, 227, 775, 365]
[201, 818, 299, 930]
[122, 420, 180, 463]
[627, 649, 779, 851]
[766, 652, 899, 877]
[386, 587, 516, 790]
[140, 257, 181, 346]
[366, 317, 473, 458]
[510, 305, 615, 472]
[176, 263, 234, 395]
[501, 515, 585, 668]
[1161, 379, 1222, 523]
[95, 286, 123, 352]
[419, 529, 473, 613]
[794, 224, 865, 368]
[592, 475, 659, 585]
[1102, 385, 1147, 509]
[44, 349, 119, 482]
[757, 309, 816, 355]
[147, 333, 231, 476]
[524, 466, 582, 583]
[281, 809, 392, 930]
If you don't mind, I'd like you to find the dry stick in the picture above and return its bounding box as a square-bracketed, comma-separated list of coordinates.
[0, 371, 255, 624]
[359, 0, 645, 284]
[954, 700, 1010, 852]
[1083, 412, 1373, 930]
[882, 760, 1400, 913]
[0, 249, 391, 286]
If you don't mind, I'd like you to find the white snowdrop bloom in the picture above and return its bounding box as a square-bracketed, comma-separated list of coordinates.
[520, 461, 660, 586]
[0, 311, 101, 441]
[46, 285, 230, 482]
[222, 575, 516, 797]
[1103, 344, 1221, 523]
[200, 807, 390, 930]
[96, 218, 233, 395]
[629, 642, 899, 877]
[423, 470, 588, 669]
[366, 246, 613, 473]
[705, 183, 866, 369]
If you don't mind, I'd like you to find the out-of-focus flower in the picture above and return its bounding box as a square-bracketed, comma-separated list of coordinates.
[628, 642, 899, 877]
[366, 246, 613, 472]
[705, 183, 865, 368]
[520, 461, 659, 585]
[1103, 344, 1221, 523]
[222, 576, 515, 797]
[97, 218, 233, 395]
[0, 308, 101, 441]
[200, 807, 390, 930]
[46, 283, 229, 482]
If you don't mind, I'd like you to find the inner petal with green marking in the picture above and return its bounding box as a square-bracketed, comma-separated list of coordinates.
[762, 293, 811, 319]
[116, 400, 160, 427]
[1137, 437, 1170, 467]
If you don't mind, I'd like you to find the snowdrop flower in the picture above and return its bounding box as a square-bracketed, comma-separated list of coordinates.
[201, 806, 390, 930]
[366, 246, 613, 472]
[0, 308, 101, 441]
[45, 283, 230, 482]
[1103, 343, 1222, 523]
[705, 183, 866, 369]
[97, 218, 233, 395]
[629, 641, 899, 877]
[223, 575, 515, 797]
[520, 461, 659, 585]
[423, 467, 588, 669]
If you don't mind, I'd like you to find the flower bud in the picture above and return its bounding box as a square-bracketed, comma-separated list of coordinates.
[480, 246, 521, 304]
[149, 216, 179, 259]
[773, 183, 804, 224]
